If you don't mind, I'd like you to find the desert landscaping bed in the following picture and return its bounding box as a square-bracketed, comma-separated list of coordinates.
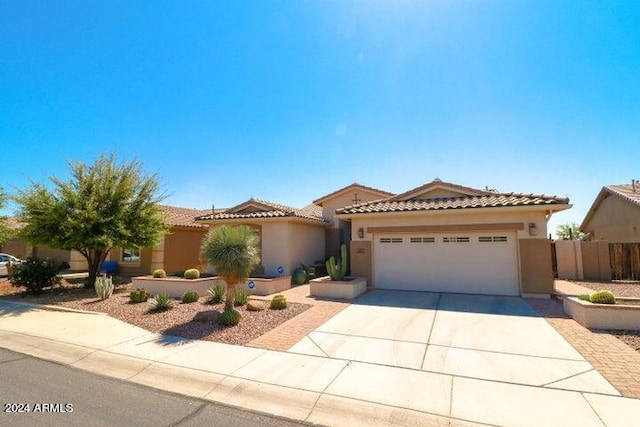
[1, 284, 311, 346]
[565, 280, 640, 355]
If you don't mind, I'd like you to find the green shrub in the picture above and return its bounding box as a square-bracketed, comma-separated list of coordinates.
[270, 294, 288, 310]
[111, 276, 125, 285]
[292, 267, 307, 285]
[234, 288, 248, 306]
[590, 290, 615, 304]
[184, 268, 200, 280]
[578, 294, 591, 302]
[218, 309, 241, 326]
[95, 275, 114, 300]
[182, 291, 199, 303]
[150, 294, 173, 312]
[152, 269, 167, 278]
[130, 288, 150, 303]
[207, 284, 225, 304]
[10, 256, 64, 294]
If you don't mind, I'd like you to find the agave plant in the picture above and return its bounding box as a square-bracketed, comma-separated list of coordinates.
[95, 275, 114, 300]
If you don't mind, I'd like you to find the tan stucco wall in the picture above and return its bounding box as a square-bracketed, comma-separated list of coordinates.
[163, 228, 207, 274]
[349, 209, 549, 242]
[350, 240, 372, 285]
[585, 196, 640, 242]
[322, 189, 392, 227]
[260, 222, 290, 277]
[581, 241, 612, 281]
[1, 238, 28, 258]
[555, 240, 583, 280]
[32, 246, 71, 263]
[288, 222, 325, 273]
[519, 239, 554, 295]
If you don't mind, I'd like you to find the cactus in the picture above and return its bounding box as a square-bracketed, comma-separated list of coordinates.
[589, 290, 615, 304]
[234, 288, 248, 306]
[207, 284, 226, 304]
[95, 275, 114, 300]
[150, 294, 173, 312]
[182, 291, 199, 303]
[270, 294, 288, 310]
[577, 294, 591, 302]
[218, 309, 241, 326]
[184, 268, 200, 279]
[153, 269, 166, 278]
[326, 244, 348, 281]
[130, 288, 150, 303]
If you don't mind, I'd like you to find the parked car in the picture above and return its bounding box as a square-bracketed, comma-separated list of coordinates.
[0, 253, 22, 277]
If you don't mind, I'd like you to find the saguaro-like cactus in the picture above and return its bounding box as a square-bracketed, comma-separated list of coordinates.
[326, 244, 348, 281]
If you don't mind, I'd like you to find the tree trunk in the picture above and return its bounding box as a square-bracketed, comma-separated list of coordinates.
[225, 282, 236, 312]
[84, 249, 108, 289]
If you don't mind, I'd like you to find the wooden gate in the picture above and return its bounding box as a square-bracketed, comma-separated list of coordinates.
[609, 243, 640, 280]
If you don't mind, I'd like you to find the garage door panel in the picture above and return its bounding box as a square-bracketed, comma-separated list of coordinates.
[374, 233, 519, 296]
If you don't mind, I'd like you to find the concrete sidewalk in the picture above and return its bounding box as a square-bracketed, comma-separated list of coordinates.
[0, 300, 638, 427]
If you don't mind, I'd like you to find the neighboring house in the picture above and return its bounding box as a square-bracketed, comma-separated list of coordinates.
[336, 179, 571, 297]
[69, 205, 213, 275]
[580, 181, 640, 243]
[196, 198, 329, 277]
[0, 218, 71, 264]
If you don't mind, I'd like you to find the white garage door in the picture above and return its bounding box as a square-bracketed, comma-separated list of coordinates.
[374, 232, 519, 296]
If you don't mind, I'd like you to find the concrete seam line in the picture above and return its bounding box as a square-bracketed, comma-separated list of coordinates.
[225, 350, 269, 377]
[0, 330, 100, 355]
[308, 329, 430, 345]
[307, 335, 330, 358]
[448, 375, 455, 423]
[0, 300, 107, 315]
[580, 392, 609, 427]
[426, 342, 586, 362]
[304, 360, 352, 423]
[540, 367, 596, 388]
[421, 293, 442, 370]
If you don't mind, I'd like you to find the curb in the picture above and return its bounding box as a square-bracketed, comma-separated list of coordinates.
[0, 300, 107, 316]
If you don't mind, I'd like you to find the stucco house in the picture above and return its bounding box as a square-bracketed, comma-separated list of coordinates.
[336, 179, 571, 297]
[69, 205, 213, 275]
[580, 181, 640, 243]
[0, 218, 71, 264]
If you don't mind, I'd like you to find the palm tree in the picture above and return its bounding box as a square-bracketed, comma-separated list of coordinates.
[200, 225, 260, 313]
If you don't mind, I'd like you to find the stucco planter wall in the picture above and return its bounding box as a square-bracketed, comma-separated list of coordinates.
[240, 276, 291, 296]
[132, 276, 222, 298]
[309, 276, 367, 299]
[563, 297, 640, 331]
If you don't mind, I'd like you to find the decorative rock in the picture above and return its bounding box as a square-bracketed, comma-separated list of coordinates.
[246, 300, 266, 311]
[192, 310, 220, 322]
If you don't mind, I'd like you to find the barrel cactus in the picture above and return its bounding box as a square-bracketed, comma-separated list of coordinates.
[95, 275, 114, 300]
[184, 268, 200, 279]
[153, 269, 166, 278]
[218, 309, 242, 326]
[326, 244, 348, 281]
[270, 294, 288, 310]
[589, 290, 615, 304]
[130, 288, 150, 303]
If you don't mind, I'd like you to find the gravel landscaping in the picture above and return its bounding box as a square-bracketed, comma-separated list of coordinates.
[568, 280, 640, 354]
[1, 283, 311, 346]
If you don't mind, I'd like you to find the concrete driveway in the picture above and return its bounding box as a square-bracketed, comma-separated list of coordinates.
[289, 290, 626, 426]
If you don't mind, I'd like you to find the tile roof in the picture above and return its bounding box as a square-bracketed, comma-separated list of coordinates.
[3, 217, 26, 230]
[336, 193, 569, 215]
[196, 198, 329, 224]
[388, 178, 494, 201]
[160, 205, 213, 228]
[312, 182, 395, 205]
[606, 184, 640, 207]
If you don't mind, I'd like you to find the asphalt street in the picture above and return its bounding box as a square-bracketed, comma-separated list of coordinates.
[0, 347, 310, 427]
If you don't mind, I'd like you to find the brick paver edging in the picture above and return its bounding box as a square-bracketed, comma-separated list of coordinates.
[527, 298, 640, 399]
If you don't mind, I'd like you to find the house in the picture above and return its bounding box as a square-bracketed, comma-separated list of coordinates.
[580, 181, 640, 243]
[335, 179, 571, 297]
[0, 218, 71, 264]
[69, 205, 213, 275]
[195, 198, 329, 277]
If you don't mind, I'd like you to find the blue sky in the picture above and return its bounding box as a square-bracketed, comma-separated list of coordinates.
[1, 1, 639, 236]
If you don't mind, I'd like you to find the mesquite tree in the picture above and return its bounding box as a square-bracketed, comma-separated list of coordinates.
[15, 154, 168, 288]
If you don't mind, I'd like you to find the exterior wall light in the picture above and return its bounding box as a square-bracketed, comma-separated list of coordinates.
[357, 228, 364, 238]
[528, 223, 538, 236]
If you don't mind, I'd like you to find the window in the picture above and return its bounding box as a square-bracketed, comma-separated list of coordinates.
[410, 237, 435, 243]
[479, 236, 508, 243]
[121, 248, 141, 263]
[380, 237, 403, 243]
[443, 237, 470, 243]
